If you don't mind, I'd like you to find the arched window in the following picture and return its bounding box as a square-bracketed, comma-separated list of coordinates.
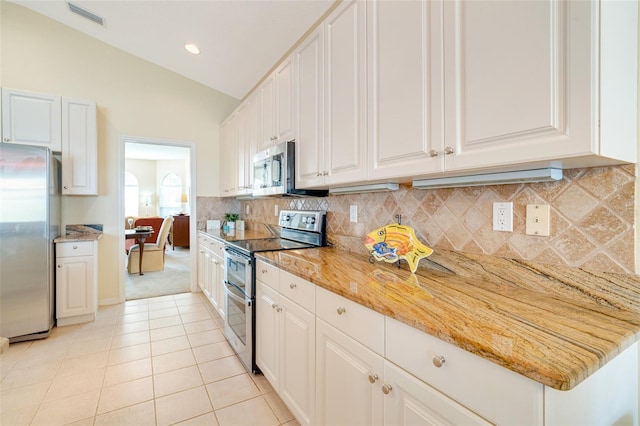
[159, 173, 182, 217]
[124, 172, 139, 217]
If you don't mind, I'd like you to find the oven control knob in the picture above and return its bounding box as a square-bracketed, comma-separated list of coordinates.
[301, 217, 307, 223]
[283, 215, 291, 222]
[309, 217, 316, 225]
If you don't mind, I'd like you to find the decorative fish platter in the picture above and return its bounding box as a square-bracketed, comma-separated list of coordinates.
[364, 224, 433, 273]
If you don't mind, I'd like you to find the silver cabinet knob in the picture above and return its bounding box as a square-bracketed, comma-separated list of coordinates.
[336, 307, 346, 315]
[289, 283, 296, 289]
[429, 149, 439, 157]
[368, 374, 378, 384]
[444, 146, 455, 155]
[271, 303, 277, 309]
[73, 245, 78, 249]
[432, 355, 446, 368]
[63, 186, 69, 190]
[276, 306, 282, 312]
[323, 171, 329, 176]
[3, 138, 9, 142]
[382, 384, 393, 395]
[262, 269, 268, 274]
[57, 264, 61, 268]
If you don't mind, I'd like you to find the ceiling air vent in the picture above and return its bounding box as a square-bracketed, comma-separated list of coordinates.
[67, 2, 105, 27]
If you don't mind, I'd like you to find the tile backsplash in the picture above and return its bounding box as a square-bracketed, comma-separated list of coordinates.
[198, 165, 637, 274]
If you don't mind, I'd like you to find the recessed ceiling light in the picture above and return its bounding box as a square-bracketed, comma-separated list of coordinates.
[184, 43, 201, 55]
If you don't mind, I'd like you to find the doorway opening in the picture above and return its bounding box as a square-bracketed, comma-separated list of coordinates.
[119, 137, 197, 301]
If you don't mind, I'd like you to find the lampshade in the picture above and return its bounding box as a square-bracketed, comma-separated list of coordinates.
[180, 193, 188, 203]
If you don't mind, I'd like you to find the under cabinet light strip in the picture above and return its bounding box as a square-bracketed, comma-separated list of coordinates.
[412, 168, 563, 190]
[329, 183, 399, 195]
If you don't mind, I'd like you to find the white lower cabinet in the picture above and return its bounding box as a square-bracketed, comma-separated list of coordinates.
[55, 241, 98, 326]
[258, 264, 638, 426]
[315, 318, 384, 426]
[197, 234, 224, 318]
[383, 360, 491, 426]
[256, 277, 316, 425]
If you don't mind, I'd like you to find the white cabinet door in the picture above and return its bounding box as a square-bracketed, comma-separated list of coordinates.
[56, 255, 94, 318]
[279, 296, 316, 426]
[256, 281, 280, 389]
[383, 361, 492, 426]
[295, 27, 325, 189]
[367, 0, 444, 180]
[323, 0, 368, 185]
[219, 113, 238, 196]
[61, 98, 97, 195]
[197, 241, 207, 293]
[1, 88, 61, 151]
[216, 259, 225, 318]
[259, 74, 276, 150]
[208, 252, 221, 313]
[244, 91, 260, 193]
[275, 56, 295, 143]
[442, 0, 592, 172]
[316, 318, 384, 426]
[236, 102, 250, 195]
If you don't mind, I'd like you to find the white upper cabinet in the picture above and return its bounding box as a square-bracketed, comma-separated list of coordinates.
[2, 88, 62, 151]
[275, 56, 295, 143]
[61, 97, 97, 195]
[296, 0, 368, 189]
[259, 57, 295, 150]
[324, 0, 368, 185]
[295, 27, 325, 188]
[236, 102, 249, 195]
[259, 73, 276, 150]
[367, 0, 444, 180]
[442, 0, 637, 172]
[219, 112, 238, 196]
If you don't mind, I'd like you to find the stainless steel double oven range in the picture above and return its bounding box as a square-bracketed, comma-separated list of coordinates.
[222, 210, 327, 373]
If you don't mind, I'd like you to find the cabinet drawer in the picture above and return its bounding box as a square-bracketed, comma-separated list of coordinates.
[316, 286, 384, 356]
[385, 317, 542, 425]
[208, 238, 225, 258]
[57, 241, 93, 257]
[280, 270, 315, 313]
[256, 259, 280, 290]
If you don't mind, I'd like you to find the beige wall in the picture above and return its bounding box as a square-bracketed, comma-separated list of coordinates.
[125, 159, 158, 217]
[1, 2, 240, 302]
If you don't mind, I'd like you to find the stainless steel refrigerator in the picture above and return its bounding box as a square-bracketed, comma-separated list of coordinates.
[0, 143, 60, 342]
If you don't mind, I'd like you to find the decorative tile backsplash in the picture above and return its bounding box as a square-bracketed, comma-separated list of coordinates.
[198, 165, 637, 274]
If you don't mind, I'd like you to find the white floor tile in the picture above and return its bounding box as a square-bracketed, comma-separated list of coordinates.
[97, 376, 154, 414]
[108, 343, 151, 366]
[94, 400, 156, 426]
[155, 386, 213, 426]
[150, 324, 186, 341]
[30, 389, 100, 426]
[44, 368, 105, 402]
[214, 395, 280, 426]
[198, 355, 245, 384]
[206, 373, 261, 409]
[154, 365, 203, 397]
[104, 357, 152, 387]
[152, 348, 196, 374]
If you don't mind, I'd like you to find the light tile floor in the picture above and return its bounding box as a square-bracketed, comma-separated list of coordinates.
[0, 292, 299, 426]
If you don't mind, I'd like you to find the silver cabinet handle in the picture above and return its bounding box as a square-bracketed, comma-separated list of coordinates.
[3, 138, 9, 142]
[368, 374, 378, 384]
[336, 307, 346, 315]
[444, 146, 455, 155]
[432, 355, 446, 368]
[262, 269, 268, 274]
[64, 186, 69, 190]
[276, 306, 282, 312]
[289, 283, 296, 289]
[382, 384, 393, 395]
[271, 303, 277, 309]
[73, 245, 78, 249]
[429, 149, 438, 157]
[323, 171, 329, 176]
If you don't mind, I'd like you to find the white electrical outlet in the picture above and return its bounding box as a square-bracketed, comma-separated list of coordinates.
[526, 204, 550, 236]
[274, 205, 279, 216]
[493, 202, 513, 232]
[350, 205, 358, 223]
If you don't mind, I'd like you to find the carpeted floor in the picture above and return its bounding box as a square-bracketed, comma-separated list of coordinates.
[125, 246, 191, 300]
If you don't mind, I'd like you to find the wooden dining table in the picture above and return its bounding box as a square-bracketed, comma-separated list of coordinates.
[125, 229, 154, 275]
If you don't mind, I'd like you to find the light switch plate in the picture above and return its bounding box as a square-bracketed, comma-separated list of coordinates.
[350, 205, 358, 223]
[526, 204, 550, 236]
[493, 202, 513, 232]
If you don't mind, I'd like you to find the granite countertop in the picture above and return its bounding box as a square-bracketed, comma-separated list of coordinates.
[55, 224, 103, 243]
[198, 225, 276, 242]
[256, 247, 640, 391]
[55, 233, 102, 243]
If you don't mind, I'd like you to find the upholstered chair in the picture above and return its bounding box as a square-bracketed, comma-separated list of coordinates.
[127, 216, 174, 274]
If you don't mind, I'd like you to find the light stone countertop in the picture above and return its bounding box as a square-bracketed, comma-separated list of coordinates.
[256, 247, 640, 391]
[54, 233, 102, 243]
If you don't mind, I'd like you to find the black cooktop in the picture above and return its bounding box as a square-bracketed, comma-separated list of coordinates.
[226, 237, 314, 255]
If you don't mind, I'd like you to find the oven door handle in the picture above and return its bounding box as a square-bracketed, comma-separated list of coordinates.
[224, 281, 251, 306]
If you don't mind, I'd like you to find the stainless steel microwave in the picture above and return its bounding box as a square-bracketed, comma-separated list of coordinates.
[252, 141, 327, 197]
